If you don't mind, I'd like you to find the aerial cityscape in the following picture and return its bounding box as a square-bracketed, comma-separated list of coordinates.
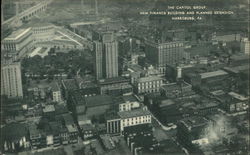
[0, 0, 249, 154]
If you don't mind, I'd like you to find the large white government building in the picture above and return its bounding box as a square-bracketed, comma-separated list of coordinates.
[1, 27, 33, 59]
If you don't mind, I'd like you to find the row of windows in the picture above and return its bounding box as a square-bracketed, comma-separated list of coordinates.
[159, 43, 184, 49]
[138, 84, 161, 90]
[139, 80, 161, 86]
[122, 115, 151, 122]
[139, 88, 159, 93]
[122, 118, 151, 127]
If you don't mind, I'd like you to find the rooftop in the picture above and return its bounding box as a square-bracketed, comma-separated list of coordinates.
[2, 122, 28, 142]
[200, 70, 228, 79]
[193, 102, 219, 110]
[180, 116, 209, 130]
[43, 105, 55, 113]
[231, 54, 250, 61]
[85, 95, 113, 107]
[98, 77, 129, 85]
[100, 134, 116, 150]
[161, 81, 191, 90]
[4, 28, 31, 41]
[62, 79, 78, 91]
[138, 76, 163, 83]
[228, 92, 248, 101]
[127, 64, 144, 73]
[118, 107, 151, 119]
[122, 95, 138, 103]
[66, 124, 78, 133]
[159, 99, 176, 108]
[114, 95, 138, 104]
[223, 65, 249, 74]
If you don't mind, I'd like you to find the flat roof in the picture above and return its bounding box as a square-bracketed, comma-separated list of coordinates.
[200, 70, 228, 79]
[98, 77, 129, 85]
[43, 105, 55, 113]
[122, 95, 138, 103]
[161, 81, 191, 90]
[128, 64, 144, 72]
[66, 124, 77, 132]
[223, 65, 249, 74]
[138, 76, 163, 83]
[4, 28, 31, 41]
[85, 95, 113, 107]
[118, 107, 151, 119]
[228, 92, 248, 101]
[159, 99, 175, 108]
[231, 54, 249, 61]
[180, 116, 209, 129]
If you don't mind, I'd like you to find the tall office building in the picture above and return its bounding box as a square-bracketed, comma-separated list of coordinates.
[145, 41, 184, 74]
[94, 32, 118, 80]
[240, 38, 250, 55]
[1, 62, 23, 98]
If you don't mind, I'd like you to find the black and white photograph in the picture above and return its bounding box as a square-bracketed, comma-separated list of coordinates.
[1, 0, 249, 154]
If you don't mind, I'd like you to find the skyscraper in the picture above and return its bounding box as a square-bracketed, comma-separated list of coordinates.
[94, 32, 118, 80]
[145, 41, 184, 74]
[1, 62, 23, 98]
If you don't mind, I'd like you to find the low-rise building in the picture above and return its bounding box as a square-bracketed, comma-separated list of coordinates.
[51, 82, 62, 103]
[98, 77, 133, 96]
[42, 105, 55, 119]
[1, 123, 29, 152]
[177, 116, 210, 151]
[28, 123, 43, 149]
[160, 81, 193, 98]
[199, 70, 229, 90]
[215, 92, 249, 113]
[106, 106, 152, 134]
[116, 95, 140, 112]
[134, 76, 163, 94]
[62, 114, 79, 144]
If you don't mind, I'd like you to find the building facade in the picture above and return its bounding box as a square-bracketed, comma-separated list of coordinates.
[32, 23, 55, 42]
[94, 32, 119, 79]
[51, 82, 62, 103]
[135, 76, 163, 94]
[1, 62, 23, 98]
[98, 77, 133, 96]
[2, 28, 33, 59]
[106, 106, 152, 134]
[145, 41, 185, 74]
[240, 38, 250, 55]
